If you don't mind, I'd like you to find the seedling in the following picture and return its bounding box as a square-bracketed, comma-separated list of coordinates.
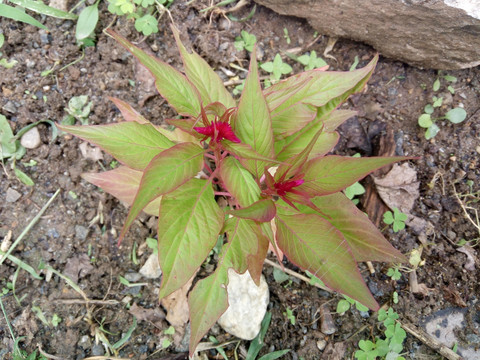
[246, 312, 290, 360]
[387, 267, 401, 281]
[284, 307, 296, 325]
[60, 26, 410, 355]
[62, 95, 93, 125]
[234, 30, 257, 52]
[337, 294, 369, 314]
[344, 182, 366, 205]
[260, 53, 292, 82]
[0, 34, 17, 69]
[283, 28, 291, 44]
[418, 74, 467, 139]
[383, 208, 407, 232]
[288, 50, 327, 71]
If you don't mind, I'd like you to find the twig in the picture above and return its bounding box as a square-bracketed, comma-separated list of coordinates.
[38, 344, 68, 360]
[53, 299, 119, 306]
[0, 189, 60, 265]
[453, 184, 480, 235]
[400, 321, 462, 360]
[264, 258, 332, 293]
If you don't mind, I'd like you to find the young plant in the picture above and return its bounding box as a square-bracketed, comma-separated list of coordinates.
[234, 30, 257, 52]
[0, 34, 18, 69]
[288, 50, 328, 71]
[418, 74, 467, 139]
[383, 208, 407, 233]
[336, 294, 369, 314]
[59, 26, 410, 355]
[260, 53, 293, 83]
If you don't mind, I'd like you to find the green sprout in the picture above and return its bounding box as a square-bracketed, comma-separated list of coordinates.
[383, 208, 407, 232]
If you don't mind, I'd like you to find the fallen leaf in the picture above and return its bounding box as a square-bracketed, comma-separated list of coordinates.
[442, 284, 467, 307]
[63, 254, 94, 284]
[161, 270, 198, 346]
[79, 142, 103, 162]
[128, 303, 165, 329]
[373, 163, 420, 214]
[457, 245, 477, 271]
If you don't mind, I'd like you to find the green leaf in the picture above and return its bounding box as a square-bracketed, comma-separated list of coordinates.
[134, 14, 158, 36]
[228, 199, 276, 222]
[424, 104, 434, 114]
[158, 179, 224, 300]
[445, 107, 467, 124]
[383, 211, 394, 225]
[171, 26, 235, 109]
[425, 123, 439, 139]
[234, 47, 274, 178]
[320, 109, 357, 132]
[0, 4, 47, 29]
[81, 166, 161, 216]
[14, 168, 34, 186]
[336, 299, 351, 313]
[301, 155, 410, 197]
[0, 114, 17, 159]
[418, 113, 432, 128]
[308, 193, 407, 262]
[275, 213, 378, 310]
[432, 97, 443, 108]
[443, 75, 457, 82]
[107, 29, 202, 117]
[257, 349, 291, 360]
[119, 142, 204, 242]
[222, 141, 280, 167]
[58, 122, 174, 170]
[108, 97, 149, 124]
[76, 3, 99, 41]
[344, 181, 365, 199]
[432, 78, 440, 91]
[8, 0, 77, 19]
[188, 217, 258, 354]
[219, 156, 260, 207]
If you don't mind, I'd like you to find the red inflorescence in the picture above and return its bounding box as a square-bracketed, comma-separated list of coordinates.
[194, 120, 241, 144]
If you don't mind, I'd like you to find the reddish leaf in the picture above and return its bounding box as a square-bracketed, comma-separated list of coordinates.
[108, 97, 149, 124]
[310, 193, 407, 263]
[119, 142, 204, 242]
[219, 157, 260, 207]
[228, 199, 276, 223]
[82, 166, 160, 216]
[300, 155, 410, 197]
[171, 26, 235, 109]
[158, 179, 224, 300]
[234, 47, 274, 178]
[107, 29, 202, 117]
[276, 130, 339, 162]
[275, 213, 378, 310]
[321, 109, 357, 132]
[58, 122, 175, 170]
[188, 218, 258, 355]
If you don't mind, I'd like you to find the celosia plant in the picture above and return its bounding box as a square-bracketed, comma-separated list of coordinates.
[59, 26, 410, 354]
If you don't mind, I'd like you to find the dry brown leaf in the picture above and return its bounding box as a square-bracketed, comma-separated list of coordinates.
[161, 270, 198, 345]
[63, 254, 94, 284]
[457, 245, 477, 271]
[128, 303, 165, 329]
[373, 163, 420, 214]
[79, 142, 103, 162]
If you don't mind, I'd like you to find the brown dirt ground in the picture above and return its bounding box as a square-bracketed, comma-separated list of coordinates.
[1, 1, 479, 359]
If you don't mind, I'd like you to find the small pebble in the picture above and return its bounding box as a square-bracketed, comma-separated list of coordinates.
[78, 335, 91, 350]
[91, 344, 104, 356]
[6, 188, 21, 203]
[75, 225, 89, 241]
[139, 253, 162, 279]
[20, 127, 41, 149]
[316, 339, 327, 351]
[3, 101, 17, 113]
[124, 272, 142, 282]
[320, 304, 337, 335]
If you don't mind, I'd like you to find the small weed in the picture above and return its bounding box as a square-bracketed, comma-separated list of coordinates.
[0, 34, 17, 69]
[260, 54, 292, 83]
[246, 312, 290, 360]
[283, 28, 291, 44]
[62, 95, 93, 125]
[387, 267, 401, 281]
[234, 30, 257, 52]
[383, 208, 407, 232]
[284, 307, 296, 325]
[288, 50, 327, 71]
[337, 295, 369, 314]
[418, 73, 467, 139]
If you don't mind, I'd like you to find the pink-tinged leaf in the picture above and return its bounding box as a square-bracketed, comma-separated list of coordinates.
[228, 199, 276, 223]
[107, 29, 202, 117]
[222, 141, 281, 166]
[234, 47, 274, 178]
[275, 213, 378, 310]
[276, 130, 339, 162]
[263, 75, 312, 112]
[156, 126, 200, 145]
[119, 142, 204, 242]
[300, 155, 411, 197]
[158, 179, 224, 301]
[247, 229, 269, 285]
[321, 109, 357, 132]
[82, 166, 160, 216]
[108, 97, 149, 124]
[310, 193, 407, 263]
[219, 157, 260, 207]
[171, 26, 235, 109]
[166, 118, 202, 138]
[58, 122, 175, 170]
[271, 103, 317, 140]
[188, 217, 258, 355]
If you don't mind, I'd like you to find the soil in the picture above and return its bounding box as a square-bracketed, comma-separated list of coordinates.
[1, 1, 479, 360]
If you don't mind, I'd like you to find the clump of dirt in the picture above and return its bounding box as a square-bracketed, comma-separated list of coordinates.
[0, 1, 479, 359]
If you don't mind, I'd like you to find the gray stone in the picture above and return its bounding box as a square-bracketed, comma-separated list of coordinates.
[139, 253, 162, 279]
[217, 269, 269, 340]
[2, 101, 17, 114]
[124, 272, 142, 282]
[6, 188, 21, 203]
[254, 0, 480, 69]
[20, 127, 41, 149]
[74, 225, 89, 240]
[90, 344, 104, 356]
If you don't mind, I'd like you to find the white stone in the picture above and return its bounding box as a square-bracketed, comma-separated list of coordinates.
[20, 127, 41, 149]
[139, 253, 162, 279]
[217, 269, 269, 340]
